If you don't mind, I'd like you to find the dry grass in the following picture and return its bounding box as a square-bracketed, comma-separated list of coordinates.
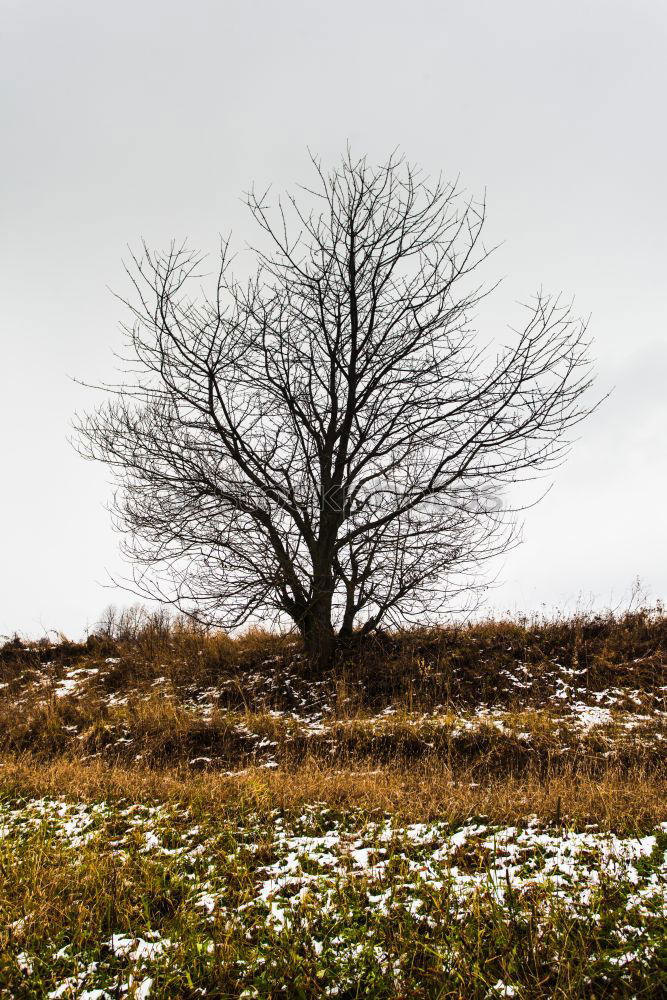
[1, 605, 666, 822]
[4, 603, 666, 707]
[0, 687, 665, 778]
[1, 756, 665, 833]
[2, 608, 667, 996]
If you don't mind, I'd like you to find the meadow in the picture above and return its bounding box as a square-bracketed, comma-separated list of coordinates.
[1, 607, 666, 998]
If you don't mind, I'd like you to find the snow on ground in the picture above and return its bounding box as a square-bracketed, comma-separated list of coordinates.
[2, 796, 667, 995]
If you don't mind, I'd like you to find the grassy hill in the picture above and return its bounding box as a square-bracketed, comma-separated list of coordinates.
[1, 608, 666, 997]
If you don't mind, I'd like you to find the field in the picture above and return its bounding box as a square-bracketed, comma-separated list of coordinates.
[1, 609, 666, 998]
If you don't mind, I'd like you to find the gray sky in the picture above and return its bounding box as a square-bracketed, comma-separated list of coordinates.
[2, 0, 666, 638]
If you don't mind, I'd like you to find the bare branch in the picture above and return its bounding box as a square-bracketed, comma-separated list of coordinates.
[74, 151, 600, 668]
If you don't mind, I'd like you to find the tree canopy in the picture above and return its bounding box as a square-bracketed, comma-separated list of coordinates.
[76, 151, 597, 668]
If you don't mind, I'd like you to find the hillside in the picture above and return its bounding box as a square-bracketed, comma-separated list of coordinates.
[1, 609, 666, 997]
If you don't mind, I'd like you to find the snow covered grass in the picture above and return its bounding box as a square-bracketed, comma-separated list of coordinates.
[1, 791, 666, 998]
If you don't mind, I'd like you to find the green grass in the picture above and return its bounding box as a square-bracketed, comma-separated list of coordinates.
[1, 792, 666, 997]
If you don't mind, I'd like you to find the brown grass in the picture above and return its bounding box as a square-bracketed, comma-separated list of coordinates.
[1, 755, 665, 833]
[2, 605, 666, 832]
[4, 604, 667, 707]
[1, 687, 665, 777]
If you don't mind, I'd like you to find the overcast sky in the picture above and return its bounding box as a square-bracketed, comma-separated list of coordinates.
[2, 0, 666, 638]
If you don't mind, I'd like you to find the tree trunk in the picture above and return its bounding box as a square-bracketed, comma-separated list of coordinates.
[301, 599, 336, 672]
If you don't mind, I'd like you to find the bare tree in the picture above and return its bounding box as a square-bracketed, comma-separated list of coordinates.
[76, 151, 597, 670]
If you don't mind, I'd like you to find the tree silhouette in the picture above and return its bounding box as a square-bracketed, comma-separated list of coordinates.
[77, 152, 597, 669]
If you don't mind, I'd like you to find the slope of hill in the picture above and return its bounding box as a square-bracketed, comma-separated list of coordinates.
[1, 609, 666, 997]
